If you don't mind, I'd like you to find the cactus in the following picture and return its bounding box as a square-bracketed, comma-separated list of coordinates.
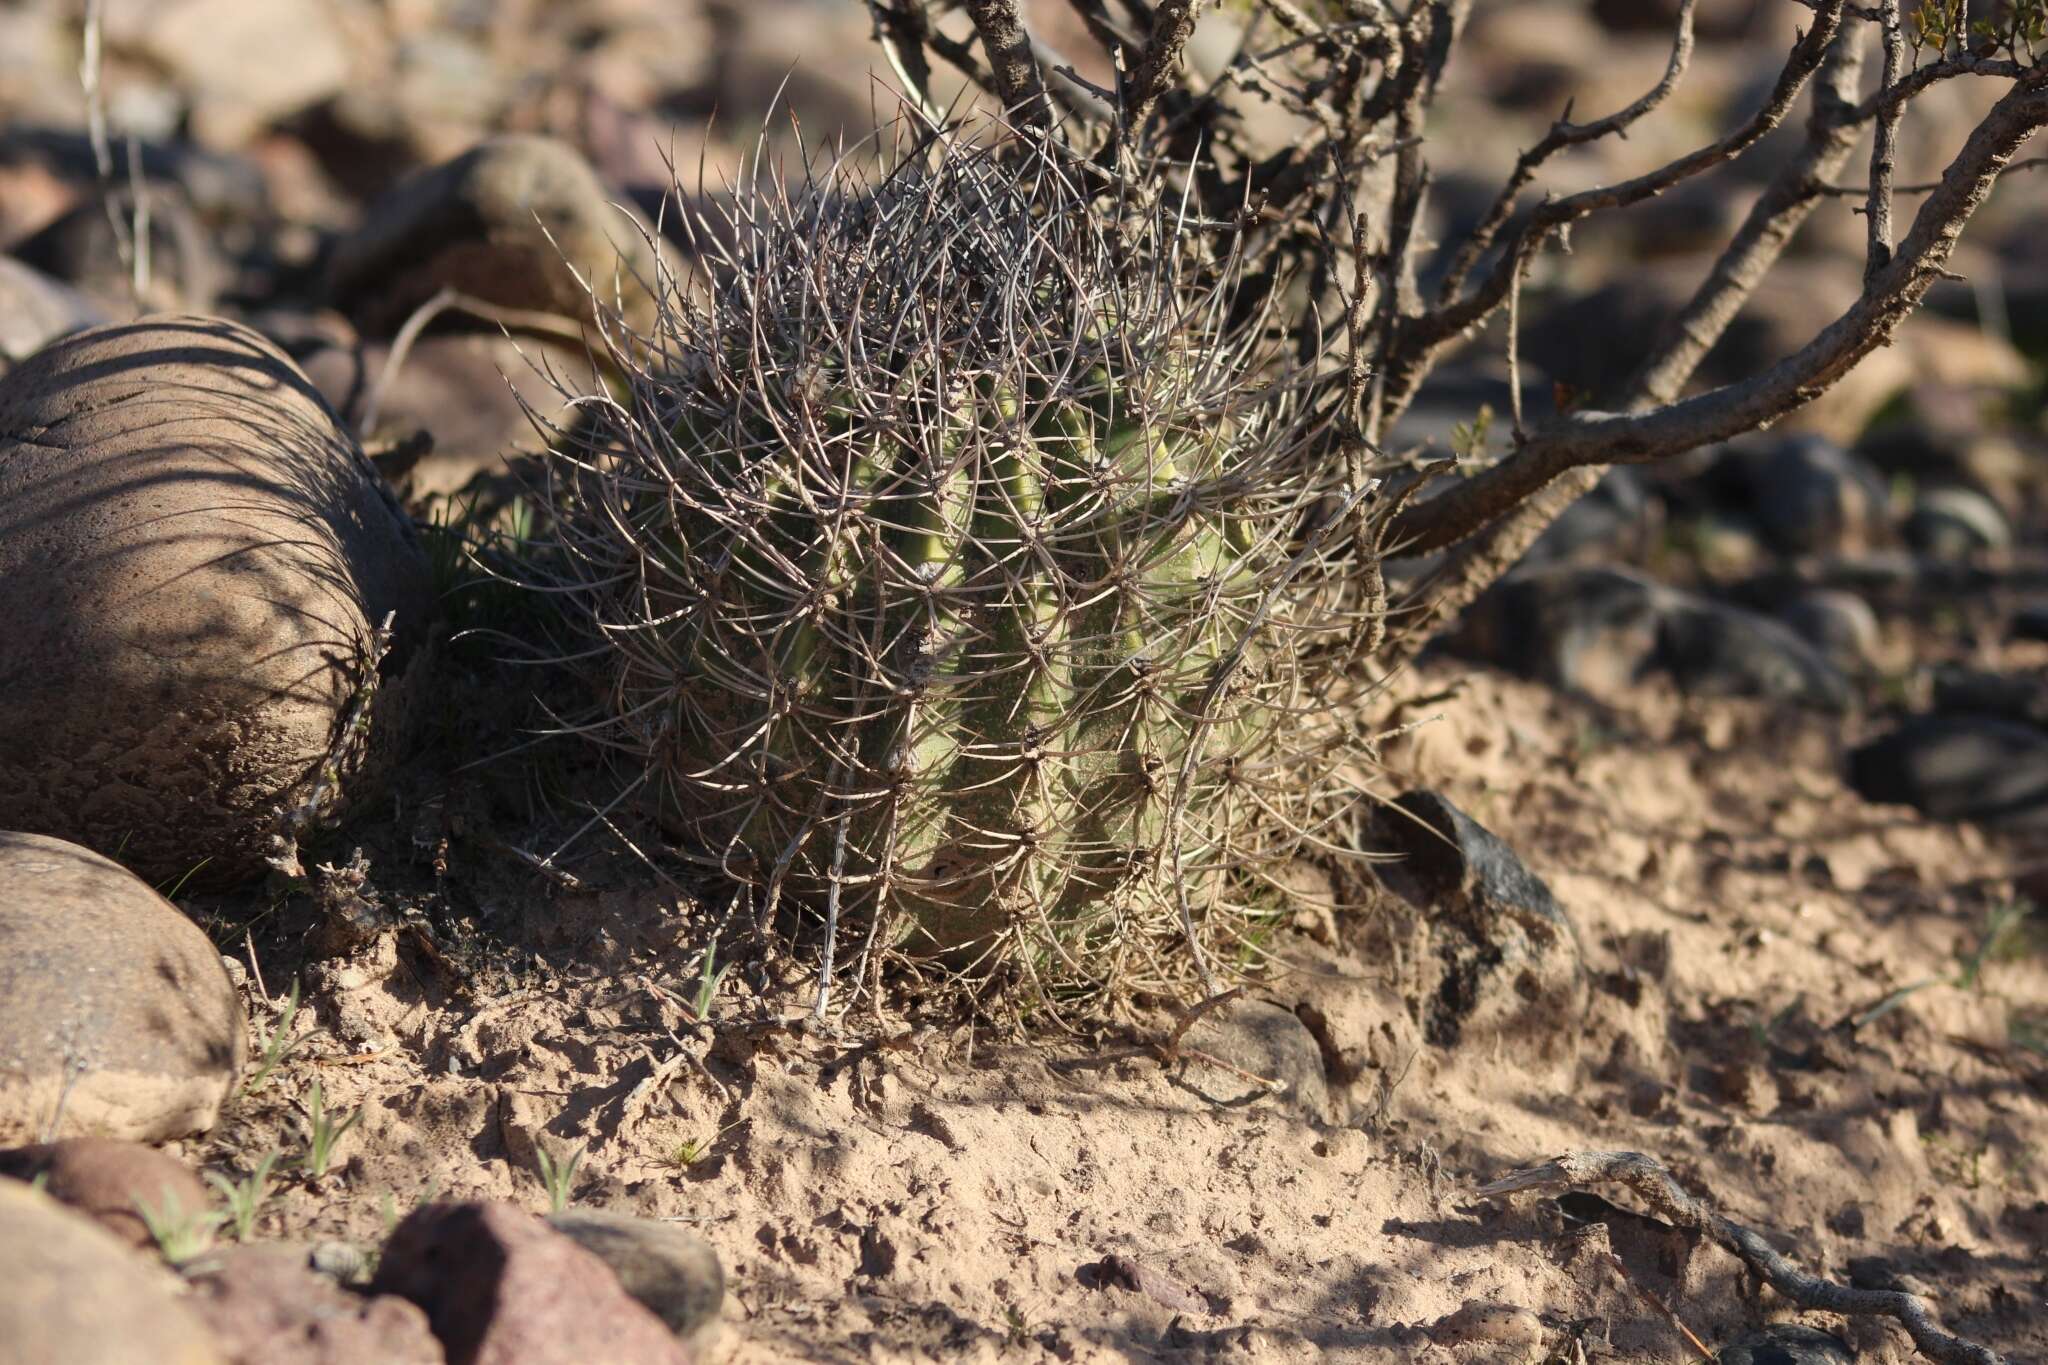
[539, 134, 1375, 996]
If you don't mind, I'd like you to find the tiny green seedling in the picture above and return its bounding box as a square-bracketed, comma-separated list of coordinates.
[243, 980, 305, 1095]
[205, 1148, 283, 1241]
[136, 1191, 224, 1266]
[690, 941, 730, 1022]
[663, 1120, 743, 1171]
[534, 1141, 584, 1214]
[300, 1080, 365, 1179]
[1853, 902, 2033, 1029]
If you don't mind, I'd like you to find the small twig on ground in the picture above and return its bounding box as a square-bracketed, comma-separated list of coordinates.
[1480, 1150, 2006, 1365]
[1601, 1249, 1715, 1360]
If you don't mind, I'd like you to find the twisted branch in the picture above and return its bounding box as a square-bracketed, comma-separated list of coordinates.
[1481, 1151, 2004, 1365]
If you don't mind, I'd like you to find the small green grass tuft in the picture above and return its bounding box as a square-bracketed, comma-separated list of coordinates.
[205, 1148, 283, 1241]
[534, 1141, 584, 1214]
[299, 1080, 365, 1179]
[136, 1191, 223, 1266]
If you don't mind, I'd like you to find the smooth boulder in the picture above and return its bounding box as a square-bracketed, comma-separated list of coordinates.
[326, 136, 670, 336]
[0, 833, 246, 1142]
[0, 1176, 225, 1365]
[0, 315, 432, 883]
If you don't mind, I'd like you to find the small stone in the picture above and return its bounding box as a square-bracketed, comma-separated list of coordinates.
[547, 1209, 724, 1339]
[11, 186, 225, 313]
[0, 1176, 225, 1364]
[1426, 1299, 1545, 1348]
[1655, 599, 1852, 711]
[0, 254, 107, 370]
[1715, 1322, 1855, 1363]
[372, 1201, 689, 1365]
[187, 1244, 444, 1365]
[1448, 563, 1669, 700]
[326, 136, 673, 337]
[0, 1137, 208, 1249]
[1848, 715, 2048, 824]
[1720, 434, 1890, 557]
[0, 832, 246, 1143]
[1179, 1000, 1330, 1118]
[2011, 602, 2048, 643]
[1369, 791, 1584, 1049]
[1777, 591, 1881, 673]
[1903, 486, 2010, 559]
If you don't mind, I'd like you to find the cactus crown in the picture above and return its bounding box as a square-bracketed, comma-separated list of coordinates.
[542, 131, 1379, 1007]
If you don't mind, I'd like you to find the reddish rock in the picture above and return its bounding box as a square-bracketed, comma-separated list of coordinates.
[188, 1245, 444, 1365]
[0, 1137, 208, 1249]
[371, 1202, 690, 1365]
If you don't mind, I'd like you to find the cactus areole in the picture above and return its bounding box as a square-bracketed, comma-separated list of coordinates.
[546, 135, 1371, 986]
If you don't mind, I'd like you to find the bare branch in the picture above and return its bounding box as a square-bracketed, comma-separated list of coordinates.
[1627, 29, 1867, 409]
[1125, 0, 1202, 129]
[1481, 1151, 2006, 1365]
[1435, 0, 1697, 304]
[1377, 1, 1849, 426]
[1390, 66, 2048, 557]
[962, 0, 1053, 128]
[1865, 0, 1908, 279]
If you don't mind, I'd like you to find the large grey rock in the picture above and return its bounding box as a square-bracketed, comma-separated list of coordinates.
[0, 315, 432, 884]
[547, 1209, 724, 1339]
[1369, 791, 1584, 1049]
[326, 136, 671, 336]
[372, 1202, 689, 1365]
[0, 1175, 225, 1364]
[0, 833, 246, 1143]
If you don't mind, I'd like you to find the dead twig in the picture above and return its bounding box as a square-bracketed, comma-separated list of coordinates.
[1481, 1151, 2006, 1365]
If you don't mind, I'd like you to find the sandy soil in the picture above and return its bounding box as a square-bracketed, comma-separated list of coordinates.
[173, 657, 2048, 1364]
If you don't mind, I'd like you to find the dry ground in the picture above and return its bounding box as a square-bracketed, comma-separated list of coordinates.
[170, 657, 2048, 1364]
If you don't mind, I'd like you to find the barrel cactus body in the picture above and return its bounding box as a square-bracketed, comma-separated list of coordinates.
[545, 137, 1364, 989]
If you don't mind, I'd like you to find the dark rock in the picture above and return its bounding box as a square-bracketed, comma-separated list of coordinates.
[1929, 666, 2048, 729]
[0, 1176, 226, 1364]
[1848, 715, 2048, 824]
[187, 1244, 444, 1365]
[1713, 435, 1890, 557]
[1178, 1000, 1330, 1117]
[546, 1209, 724, 1339]
[0, 254, 108, 370]
[1777, 591, 1881, 673]
[1447, 563, 1670, 700]
[1903, 485, 2010, 559]
[1368, 791, 1584, 1049]
[372, 1201, 689, 1365]
[1591, 0, 1768, 37]
[11, 186, 225, 313]
[0, 1137, 208, 1249]
[1715, 1323, 1854, 1363]
[2012, 602, 2048, 643]
[1656, 599, 1852, 711]
[0, 833, 246, 1143]
[326, 136, 672, 336]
